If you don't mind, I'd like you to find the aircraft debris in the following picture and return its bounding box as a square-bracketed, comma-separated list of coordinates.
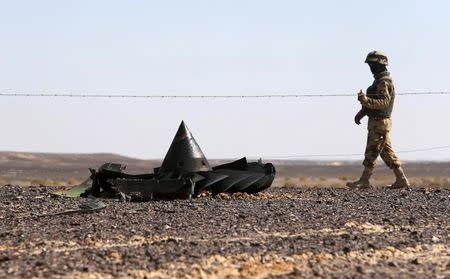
[60, 121, 276, 200]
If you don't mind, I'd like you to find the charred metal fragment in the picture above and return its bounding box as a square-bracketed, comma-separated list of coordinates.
[72, 121, 276, 200]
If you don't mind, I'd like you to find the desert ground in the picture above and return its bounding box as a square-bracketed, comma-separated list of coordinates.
[0, 152, 449, 278]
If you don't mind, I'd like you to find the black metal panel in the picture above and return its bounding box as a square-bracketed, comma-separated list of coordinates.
[228, 173, 266, 192]
[115, 178, 191, 195]
[248, 162, 276, 175]
[195, 171, 229, 191]
[190, 173, 206, 183]
[212, 157, 248, 171]
[208, 170, 253, 194]
[243, 174, 275, 193]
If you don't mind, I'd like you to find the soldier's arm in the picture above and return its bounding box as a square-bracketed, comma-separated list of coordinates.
[354, 107, 366, 125]
[357, 107, 367, 116]
[361, 80, 391, 110]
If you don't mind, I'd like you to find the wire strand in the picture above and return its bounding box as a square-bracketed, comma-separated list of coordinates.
[0, 91, 449, 162]
[0, 91, 450, 98]
[255, 145, 450, 159]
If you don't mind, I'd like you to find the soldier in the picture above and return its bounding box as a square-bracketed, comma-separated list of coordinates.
[347, 51, 410, 190]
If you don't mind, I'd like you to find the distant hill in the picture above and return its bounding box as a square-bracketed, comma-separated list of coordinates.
[0, 151, 448, 187]
[0, 151, 157, 171]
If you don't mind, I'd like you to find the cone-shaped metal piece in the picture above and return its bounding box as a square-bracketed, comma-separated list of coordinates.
[160, 121, 212, 175]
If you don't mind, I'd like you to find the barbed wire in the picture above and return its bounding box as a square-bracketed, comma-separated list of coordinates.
[256, 145, 450, 159]
[0, 91, 449, 164]
[0, 91, 450, 99]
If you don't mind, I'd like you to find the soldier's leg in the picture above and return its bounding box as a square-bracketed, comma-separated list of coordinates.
[347, 130, 383, 189]
[362, 129, 384, 169]
[379, 132, 400, 169]
[381, 133, 410, 189]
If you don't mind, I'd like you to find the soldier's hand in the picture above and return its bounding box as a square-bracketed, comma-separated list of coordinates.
[354, 113, 362, 125]
[357, 90, 368, 103]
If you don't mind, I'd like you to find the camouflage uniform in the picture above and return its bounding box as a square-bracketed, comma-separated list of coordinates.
[347, 51, 410, 190]
[357, 71, 401, 169]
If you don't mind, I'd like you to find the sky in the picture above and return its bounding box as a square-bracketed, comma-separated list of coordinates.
[0, 0, 449, 161]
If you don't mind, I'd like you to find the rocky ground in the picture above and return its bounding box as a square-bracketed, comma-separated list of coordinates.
[0, 185, 449, 279]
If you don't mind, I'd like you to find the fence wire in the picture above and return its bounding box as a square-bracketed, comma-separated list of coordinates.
[1, 91, 450, 99]
[257, 145, 450, 159]
[0, 90, 449, 162]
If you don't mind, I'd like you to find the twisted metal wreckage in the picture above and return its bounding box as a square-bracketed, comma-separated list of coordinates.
[58, 121, 276, 201]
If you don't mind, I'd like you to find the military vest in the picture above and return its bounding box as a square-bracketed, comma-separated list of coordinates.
[365, 72, 395, 118]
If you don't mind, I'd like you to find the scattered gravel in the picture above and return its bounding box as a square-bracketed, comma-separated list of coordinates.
[0, 185, 449, 278]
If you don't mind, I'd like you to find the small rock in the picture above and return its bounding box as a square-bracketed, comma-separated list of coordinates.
[423, 244, 433, 251]
[411, 258, 420, 265]
[341, 233, 351, 239]
[237, 213, 246, 219]
[290, 267, 303, 276]
[0, 255, 11, 262]
[81, 266, 92, 272]
[421, 188, 431, 195]
[312, 267, 323, 276]
[356, 265, 365, 274]
[388, 261, 399, 267]
[431, 236, 440, 243]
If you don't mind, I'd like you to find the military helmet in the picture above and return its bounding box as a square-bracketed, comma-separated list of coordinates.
[364, 50, 388, 66]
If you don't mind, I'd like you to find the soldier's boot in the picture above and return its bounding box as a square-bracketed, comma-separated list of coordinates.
[387, 167, 410, 189]
[346, 167, 373, 189]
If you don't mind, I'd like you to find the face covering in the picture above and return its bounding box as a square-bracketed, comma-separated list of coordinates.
[369, 63, 386, 75]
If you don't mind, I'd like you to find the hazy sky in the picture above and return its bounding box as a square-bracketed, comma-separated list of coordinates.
[0, 0, 449, 161]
